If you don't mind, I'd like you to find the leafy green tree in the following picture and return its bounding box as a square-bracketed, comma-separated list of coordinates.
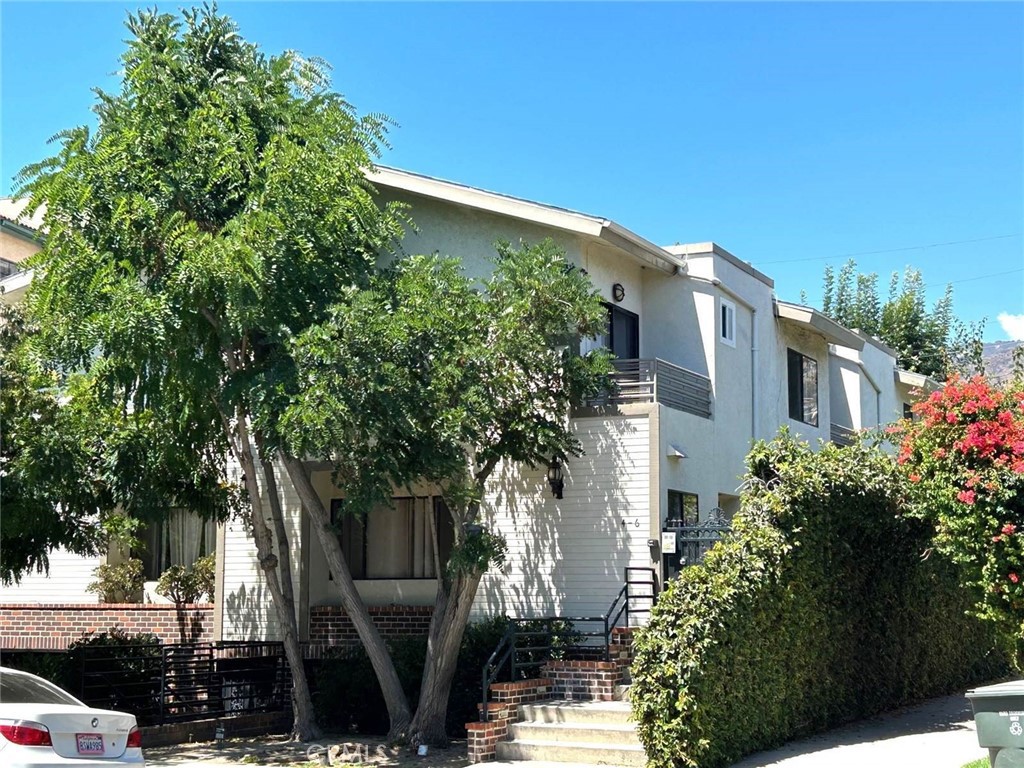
[16, 5, 404, 738]
[15, 5, 608, 744]
[818, 260, 983, 380]
[279, 240, 611, 743]
[0, 303, 232, 585]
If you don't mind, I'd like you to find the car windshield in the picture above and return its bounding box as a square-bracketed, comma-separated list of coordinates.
[0, 671, 81, 705]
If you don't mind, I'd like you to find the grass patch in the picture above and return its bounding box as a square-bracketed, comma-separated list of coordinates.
[961, 759, 988, 768]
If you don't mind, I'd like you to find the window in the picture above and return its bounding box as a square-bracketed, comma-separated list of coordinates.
[787, 349, 819, 426]
[667, 490, 698, 526]
[134, 510, 216, 580]
[331, 497, 455, 580]
[720, 298, 736, 347]
[903, 403, 914, 420]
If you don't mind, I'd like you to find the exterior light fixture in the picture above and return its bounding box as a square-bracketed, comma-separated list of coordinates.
[547, 456, 565, 499]
[612, 283, 625, 302]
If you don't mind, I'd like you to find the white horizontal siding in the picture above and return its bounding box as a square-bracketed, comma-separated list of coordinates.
[0, 549, 103, 604]
[220, 456, 304, 642]
[473, 413, 651, 621]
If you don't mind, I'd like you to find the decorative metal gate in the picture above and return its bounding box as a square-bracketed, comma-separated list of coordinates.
[661, 507, 730, 580]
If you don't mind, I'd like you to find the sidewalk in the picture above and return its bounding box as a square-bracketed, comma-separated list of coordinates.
[729, 691, 987, 768]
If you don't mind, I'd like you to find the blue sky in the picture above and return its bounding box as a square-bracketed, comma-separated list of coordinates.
[2, 2, 1022, 341]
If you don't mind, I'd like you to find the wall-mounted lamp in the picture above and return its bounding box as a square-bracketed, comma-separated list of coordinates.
[612, 283, 625, 302]
[547, 456, 565, 499]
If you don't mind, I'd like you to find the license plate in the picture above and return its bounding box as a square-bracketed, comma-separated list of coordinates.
[76, 733, 104, 755]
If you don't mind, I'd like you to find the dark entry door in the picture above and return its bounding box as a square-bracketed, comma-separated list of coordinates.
[608, 305, 639, 359]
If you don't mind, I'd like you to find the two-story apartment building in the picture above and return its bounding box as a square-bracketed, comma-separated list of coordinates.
[0, 168, 930, 646]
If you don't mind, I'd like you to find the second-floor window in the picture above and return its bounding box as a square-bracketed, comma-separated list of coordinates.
[720, 298, 736, 347]
[787, 349, 819, 426]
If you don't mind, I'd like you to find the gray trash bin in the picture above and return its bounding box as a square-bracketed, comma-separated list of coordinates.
[967, 681, 1024, 767]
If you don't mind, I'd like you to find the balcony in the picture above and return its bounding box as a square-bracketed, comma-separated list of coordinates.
[830, 423, 857, 446]
[588, 358, 712, 419]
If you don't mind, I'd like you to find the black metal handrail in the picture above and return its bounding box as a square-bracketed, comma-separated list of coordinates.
[480, 567, 658, 722]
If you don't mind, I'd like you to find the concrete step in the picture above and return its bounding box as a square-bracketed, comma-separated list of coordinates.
[496, 739, 646, 767]
[519, 700, 633, 726]
[614, 684, 631, 702]
[509, 721, 641, 747]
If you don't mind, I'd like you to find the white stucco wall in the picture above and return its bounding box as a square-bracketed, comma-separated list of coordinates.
[772, 321, 832, 445]
[0, 549, 103, 604]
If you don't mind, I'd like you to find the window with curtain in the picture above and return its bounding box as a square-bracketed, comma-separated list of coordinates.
[136, 510, 216, 580]
[331, 497, 455, 580]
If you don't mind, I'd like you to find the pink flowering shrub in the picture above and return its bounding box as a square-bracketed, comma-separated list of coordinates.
[894, 375, 1024, 663]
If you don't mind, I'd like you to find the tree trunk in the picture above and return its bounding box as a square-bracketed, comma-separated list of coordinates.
[409, 569, 483, 745]
[231, 413, 320, 741]
[279, 451, 413, 740]
[258, 446, 318, 740]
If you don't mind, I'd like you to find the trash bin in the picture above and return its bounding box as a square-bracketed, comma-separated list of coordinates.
[967, 681, 1024, 768]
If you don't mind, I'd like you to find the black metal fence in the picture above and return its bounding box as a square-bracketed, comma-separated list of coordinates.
[72, 641, 289, 726]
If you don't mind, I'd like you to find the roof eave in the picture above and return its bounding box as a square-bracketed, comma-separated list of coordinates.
[775, 300, 865, 350]
[895, 369, 941, 393]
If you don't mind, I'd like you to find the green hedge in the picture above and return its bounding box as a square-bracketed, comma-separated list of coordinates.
[631, 434, 1006, 768]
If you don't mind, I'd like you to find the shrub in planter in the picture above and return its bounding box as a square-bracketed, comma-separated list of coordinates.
[630, 433, 1007, 768]
[86, 558, 144, 603]
[155, 553, 216, 604]
[67, 629, 163, 725]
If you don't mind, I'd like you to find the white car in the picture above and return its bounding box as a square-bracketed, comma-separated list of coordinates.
[0, 666, 144, 767]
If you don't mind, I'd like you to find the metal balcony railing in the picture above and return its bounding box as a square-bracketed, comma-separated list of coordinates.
[588, 358, 713, 419]
[830, 423, 857, 446]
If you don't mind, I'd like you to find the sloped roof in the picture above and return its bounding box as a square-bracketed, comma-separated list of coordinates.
[369, 166, 687, 274]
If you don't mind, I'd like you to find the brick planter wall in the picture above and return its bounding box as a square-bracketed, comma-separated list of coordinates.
[541, 659, 623, 702]
[0, 604, 214, 650]
[610, 626, 637, 676]
[140, 711, 290, 747]
[307, 605, 433, 651]
[466, 678, 552, 763]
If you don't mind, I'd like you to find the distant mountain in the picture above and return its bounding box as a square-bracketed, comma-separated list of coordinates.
[983, 340, 1023, 384]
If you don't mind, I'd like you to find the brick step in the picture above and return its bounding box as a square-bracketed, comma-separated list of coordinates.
[509, 721, 640, 747]
[496, 739, 646, 766]
[519, 701, 633, 726]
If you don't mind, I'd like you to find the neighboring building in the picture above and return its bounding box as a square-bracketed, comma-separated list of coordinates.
[0, 173, 931, 648]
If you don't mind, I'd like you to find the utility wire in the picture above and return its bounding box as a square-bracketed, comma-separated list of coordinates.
[923, 268, 1024, 289]
[754, 233, 1022, 266]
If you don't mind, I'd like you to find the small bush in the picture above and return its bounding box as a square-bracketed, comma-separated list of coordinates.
[0, 651, 74, 690]
[156, 553, 216, 604]
[630, 434, 1007, 768]
[86, 558, 144, 603]
[309, 616, 515, 737]
[311, 635, 426, 735]
[68, 628, 163, 724]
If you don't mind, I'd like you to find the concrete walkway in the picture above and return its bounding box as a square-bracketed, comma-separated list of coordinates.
[729, 691, 986, 768]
